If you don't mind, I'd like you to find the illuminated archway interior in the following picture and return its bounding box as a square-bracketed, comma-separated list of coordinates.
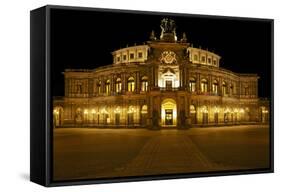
[161, 98, 177, 126]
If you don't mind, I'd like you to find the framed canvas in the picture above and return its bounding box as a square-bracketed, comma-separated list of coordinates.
[30, 5, 274, 187]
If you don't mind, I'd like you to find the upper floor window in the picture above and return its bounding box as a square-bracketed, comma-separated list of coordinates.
[127, 77, 135, 92]
[115, 78, 122, 93]
[201, 79, 208, 93]
[130, 53, 135, 59]
[189, 77, 196, 93]
[212, 80, 218, 94]
[117, 56, 120, 62]
[138, 52, 143, 58]
[244, 86, 249, 95]
[141, 76, 148, 92]
[229, 84, 234, 95]
[123, 55, 127, 61]
[213, 59, 217, 65]
[97, 81, 102, 94]
[193, 55, 198, 61]
[75, 82, 83, 94]
[208, 58, 211, 64]
[222, 81, 227, 95]
[105, 80, 110, 95]
[201, 56, 206, 62]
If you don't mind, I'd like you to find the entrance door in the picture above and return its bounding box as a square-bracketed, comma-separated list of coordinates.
[214, 112, 218, 124]
[128, 113, 134, 126]
[115, 113, 120, 125]
[202, 113, 208, 124]
[166, 80, 172, 90]
[165, 109, 173, 125]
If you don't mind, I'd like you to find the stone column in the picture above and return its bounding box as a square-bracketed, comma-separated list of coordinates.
[154, 65, 159, 87]
[136, 71, 140, 93]
[196, 73, 200, 93]
[122, 73, 126, 93]
[111, 74, 114, 94]
[179, 66, 183, 89]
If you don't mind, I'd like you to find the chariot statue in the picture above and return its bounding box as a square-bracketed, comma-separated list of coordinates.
[160, 18, 177, 41]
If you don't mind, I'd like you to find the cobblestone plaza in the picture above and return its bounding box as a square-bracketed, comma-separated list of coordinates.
[53, 125, 270, 180]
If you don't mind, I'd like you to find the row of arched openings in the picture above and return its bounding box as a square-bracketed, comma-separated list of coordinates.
[97, 76, 148, 95]
[189, 78, 234, 95]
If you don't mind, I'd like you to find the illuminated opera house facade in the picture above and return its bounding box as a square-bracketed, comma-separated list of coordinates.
[53, 19, 269, 128]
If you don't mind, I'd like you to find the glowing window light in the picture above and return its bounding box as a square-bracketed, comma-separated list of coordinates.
[84, 109, 88, 114]
[127, 106, 136, 114]
[239, 108, 245, 113]
[189, 78, 196, 92]
[200, 79, 208, 93]
[53, 109, 59, 115]
[105, 80, 110, 95]
[128, 77, 135, 92]
[101, 108, 109, 114]
[214, 106, 220, 113]
[115, 78, 122, 93]
[141, 105, 148, 114]
[262, 107, 269, 114]
[212, 80, 218, 94]
[222, 81, 227, 95]
[141, 79, 148, 92]
[200, 106, 208, 113]
[224, 108, 230, 113]
[91, 109, 96, 114]
[190, 105, 196, 113]
[114, 106, 121, 114]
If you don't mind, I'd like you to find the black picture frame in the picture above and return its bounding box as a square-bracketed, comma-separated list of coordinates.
[30, 5, 274, 187]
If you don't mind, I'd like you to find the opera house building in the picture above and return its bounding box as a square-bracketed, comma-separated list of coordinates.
[53, 19, 269, 129]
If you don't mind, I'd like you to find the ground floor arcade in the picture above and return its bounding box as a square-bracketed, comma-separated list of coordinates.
[53, 94, 269, 128]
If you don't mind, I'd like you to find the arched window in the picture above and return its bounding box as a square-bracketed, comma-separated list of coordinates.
[213, 59, 217, 66]
[76, 82, 82, 94]
[190, 105, 197, 124]
[214, 106, 219, 124]
[224, 107, 230, 123]
[201, 56, 206, 62]
[141, 76, 148, 92]
[201, 105, 208, 124]
[190, 105, 196, 114]
[189, 77, 196, 93]
[229, 84, 234, 95]
[101, 107, 109, 125]
[212, 80, 218, 94]
[127, 105, 136, 126]
[75, 108, 83, 123]
[201, 79, 208, 93]
[127, 77, 135, 92]
[115, 78, 122, 93]
[141, 105, 148, 126]
[222, 81, 227, 96]
[244, 85, 249, 95]
[97, 81, 102, 94]
[105, 79, 110, 95]
[114, 106, 121, 125]
[141, 105, 148, 114]
[53, 106, 64, 127]
[193, 54, 198, 61]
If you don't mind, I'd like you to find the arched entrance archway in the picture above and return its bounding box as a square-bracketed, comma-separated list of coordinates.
[140, 105, 148, 126]
[53, 106, 63, 127]
[161, 98, 177, 126]
[260, 106, 269, 123]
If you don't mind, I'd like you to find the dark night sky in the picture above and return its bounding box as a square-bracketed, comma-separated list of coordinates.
[50, 8, 272, 98]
